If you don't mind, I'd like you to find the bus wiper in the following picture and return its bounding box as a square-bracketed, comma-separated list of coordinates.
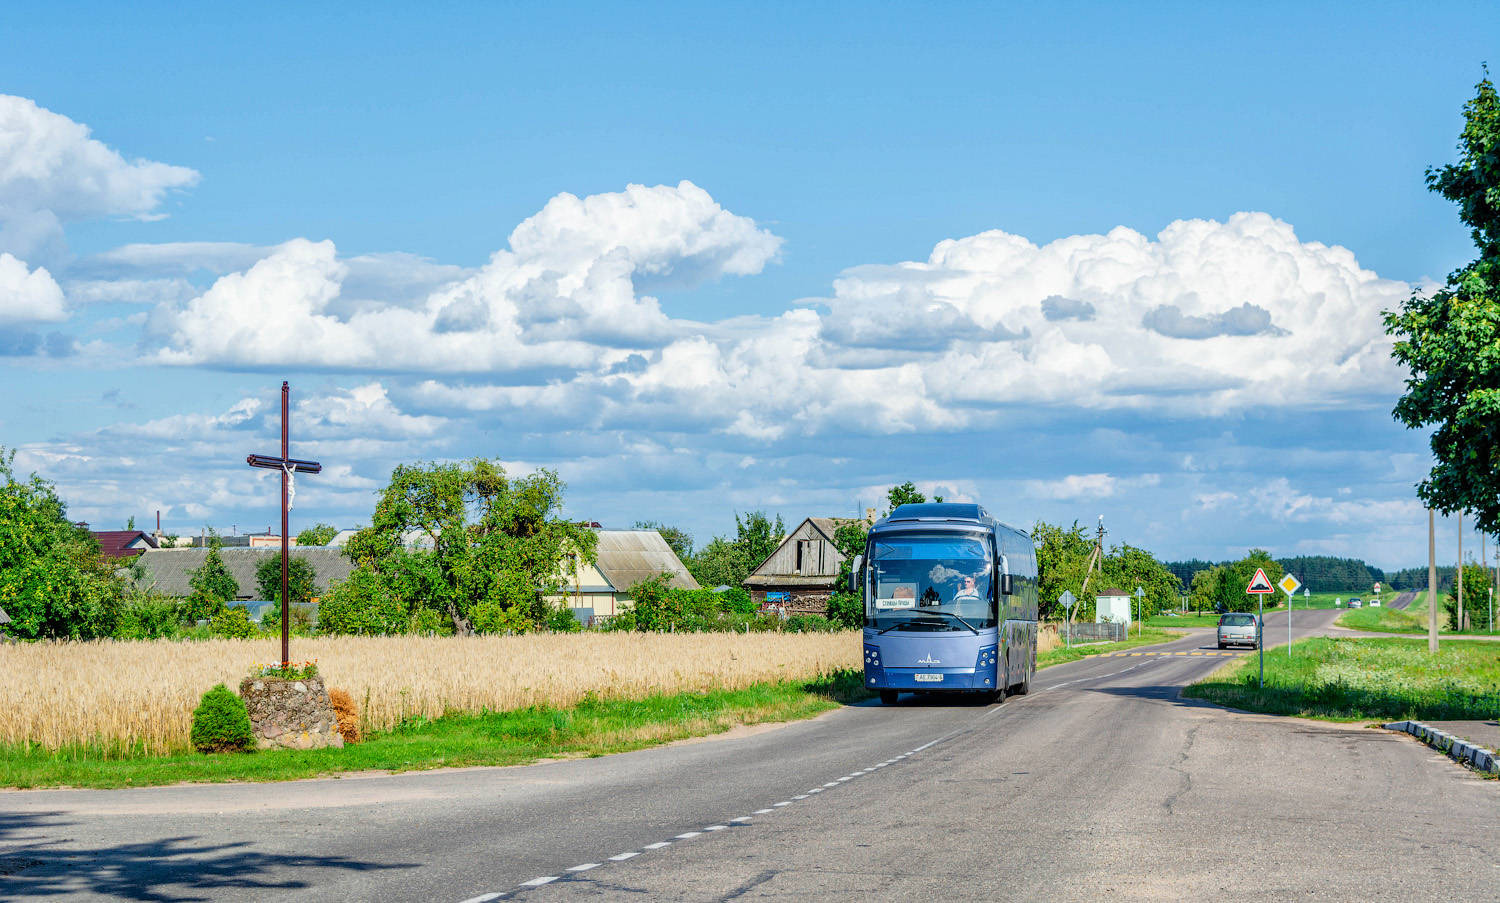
[876, 610, 980, 636]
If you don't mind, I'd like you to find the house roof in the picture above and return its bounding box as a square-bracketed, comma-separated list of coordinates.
[745, 517, 847, 582]
[593, 530, 699, 592]
[129, 548, 357, 599]
[1097, 587, 1130, 597]
[91, 530, 160, 560]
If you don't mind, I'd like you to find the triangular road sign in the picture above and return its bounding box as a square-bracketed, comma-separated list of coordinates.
[1246, 568, 1275, 594]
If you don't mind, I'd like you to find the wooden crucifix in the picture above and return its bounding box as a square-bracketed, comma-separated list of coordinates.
[246, 381, 321, 666]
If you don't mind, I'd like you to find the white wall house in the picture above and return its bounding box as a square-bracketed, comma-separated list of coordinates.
[1095, 588, 1132, 628]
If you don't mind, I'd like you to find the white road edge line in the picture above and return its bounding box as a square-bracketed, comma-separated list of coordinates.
[457, 894, 505, 903]
[773, 802, 791, 807]
[807, 788, 823, 793]
[644, 842, 672, 849]
[566, 863, 600, 872]
[730, 816, 753, 822]
[753, 808, 774, 814]
[609, 852, 640, 861]
[520, 877, 558, 887]
[676, 832, 703, 839]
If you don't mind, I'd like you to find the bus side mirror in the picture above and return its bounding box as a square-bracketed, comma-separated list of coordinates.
[850, 554, 863, 593]
[998, 555, 1013, 595]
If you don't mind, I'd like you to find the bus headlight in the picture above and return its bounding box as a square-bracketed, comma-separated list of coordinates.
[864, 644, 881, 667]
[977, 645, 998, 669]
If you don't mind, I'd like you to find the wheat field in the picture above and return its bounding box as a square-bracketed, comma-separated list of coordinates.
[0, 632, 861, 755]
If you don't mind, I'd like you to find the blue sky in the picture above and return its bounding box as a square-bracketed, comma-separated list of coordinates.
[2, 2, 1497, 569]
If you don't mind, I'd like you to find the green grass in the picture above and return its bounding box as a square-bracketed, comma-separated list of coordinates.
[1337, 592, 1500, 636]
[0, 670, 872, 790]
[1337, 605, 1430, 634]
[1183, 636, 1500, 722]
[1038, 627, 1185, 668]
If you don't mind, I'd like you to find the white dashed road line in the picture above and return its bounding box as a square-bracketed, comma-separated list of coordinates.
[452, 740, 947, 902]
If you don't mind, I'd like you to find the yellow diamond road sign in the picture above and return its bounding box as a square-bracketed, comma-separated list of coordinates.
[1278, 574, 1301, 595]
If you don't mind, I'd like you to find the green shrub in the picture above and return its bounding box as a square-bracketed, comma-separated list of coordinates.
[826, 590, 862, 629]
[410, 606, 450, 635]
[114, 593, 181, 640]
[211, 605, 261, 639]
[188, 544, 239, 605]
[318, 568, 408, 635]
[547, 604, 583, 632]
[190, 683, 254, 754]
[785, 614, 836, 633]
[178, 589, 227, 623]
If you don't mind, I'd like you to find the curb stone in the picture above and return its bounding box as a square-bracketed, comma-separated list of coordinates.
[1385, 720, 1500, 775]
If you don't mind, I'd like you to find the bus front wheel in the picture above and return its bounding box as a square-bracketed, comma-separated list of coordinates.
[879, 690, 899, 705]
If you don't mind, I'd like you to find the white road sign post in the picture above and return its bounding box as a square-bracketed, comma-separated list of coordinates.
[1059, 590, 1077, 648]
[1278, 574, 1302, 655]
[1247, 568, 1276, 688]
[1134, 586, 1145, 636]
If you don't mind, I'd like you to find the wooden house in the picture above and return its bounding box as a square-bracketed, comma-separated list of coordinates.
[743, 517, 849, 616]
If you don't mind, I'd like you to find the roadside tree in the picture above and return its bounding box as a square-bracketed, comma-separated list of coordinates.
[1385, 71, 1500, 531]
[344, 459, 596, 633]
[0, 450, 123, 639]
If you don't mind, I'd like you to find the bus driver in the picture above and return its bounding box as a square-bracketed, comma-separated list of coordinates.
[952, 574, 982, 604]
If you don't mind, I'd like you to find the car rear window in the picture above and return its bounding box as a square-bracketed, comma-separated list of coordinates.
[1220, 615, 1256, 626]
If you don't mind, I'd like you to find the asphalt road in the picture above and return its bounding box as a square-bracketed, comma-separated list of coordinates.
[4, 616, 1497, 902]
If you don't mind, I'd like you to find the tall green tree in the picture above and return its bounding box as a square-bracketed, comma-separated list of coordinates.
[826, 518, 870, 628]
[1445, 560, 1493, 631]
[881, 482, 945, 516]
[0, 450, 123, 639]
[295, 523, 339, 547]
[684, 511, 786, 589]
[183, 539, 239, 621]
[1033, 520, 1097, 620]
[254, 554, 321, 606]
[634, 520, 694, 563]
[1385, 70, 1500, 531]
[344, 459, 596, 633]
[1102, 542, 1183, 618]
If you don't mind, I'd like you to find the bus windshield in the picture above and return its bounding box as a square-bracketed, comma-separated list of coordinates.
[866, 532, 996, 631]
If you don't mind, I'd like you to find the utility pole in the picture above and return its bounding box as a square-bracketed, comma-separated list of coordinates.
[1428, 508, 1439, 654]
[1459, 511, 1466, 633]
[1077, 516, 1106, 641]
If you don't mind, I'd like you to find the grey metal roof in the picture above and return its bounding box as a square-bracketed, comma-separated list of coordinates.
[130, 548, 356, 599]
[594, 530, 699, 592]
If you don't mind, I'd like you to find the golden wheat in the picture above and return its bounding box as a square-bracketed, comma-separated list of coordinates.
[0, 632, 860, 754]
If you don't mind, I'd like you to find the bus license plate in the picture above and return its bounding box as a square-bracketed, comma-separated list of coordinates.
[914, 673, 943, 682]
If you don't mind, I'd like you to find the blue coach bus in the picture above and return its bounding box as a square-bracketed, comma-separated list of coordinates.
[852, 503, 1038, 705]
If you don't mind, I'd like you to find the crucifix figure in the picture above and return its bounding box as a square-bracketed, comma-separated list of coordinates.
[247, 381, 321, 666]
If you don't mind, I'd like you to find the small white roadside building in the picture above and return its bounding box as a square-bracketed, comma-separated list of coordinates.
[1095, 587, 1132, 628]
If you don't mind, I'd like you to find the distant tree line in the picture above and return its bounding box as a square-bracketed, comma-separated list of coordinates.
[1165, 555, 1390, 594]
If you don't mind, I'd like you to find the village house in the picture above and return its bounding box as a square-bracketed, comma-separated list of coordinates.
[129, 547, 357, 610]
[85, 527, 160, 560]
[742, 517, 850, 616]
[552, 529, 698, 624]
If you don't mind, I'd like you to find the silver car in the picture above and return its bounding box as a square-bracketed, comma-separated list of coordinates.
[1217, 613, 1260, 649]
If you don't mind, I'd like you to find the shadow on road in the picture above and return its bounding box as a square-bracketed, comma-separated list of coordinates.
[0, 810, 415, 901]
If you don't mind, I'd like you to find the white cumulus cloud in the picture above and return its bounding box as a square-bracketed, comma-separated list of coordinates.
[0, 252, 65, 324]
[149, 181, 783, 371]
[0, 95, 199, 263]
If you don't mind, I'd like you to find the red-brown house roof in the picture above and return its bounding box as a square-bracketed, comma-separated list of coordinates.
[92, 530, 160, 560]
